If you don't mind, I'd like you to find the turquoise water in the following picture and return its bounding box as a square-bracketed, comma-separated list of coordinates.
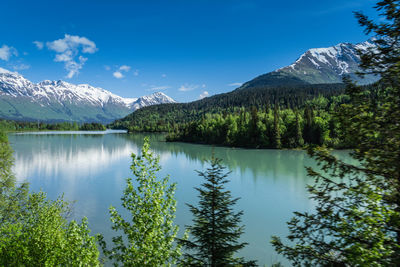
[9, 131, 345, 266]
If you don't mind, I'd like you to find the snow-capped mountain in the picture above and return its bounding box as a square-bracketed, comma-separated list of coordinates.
[239, 39, 379, 90]
[0, 67, 175, 123]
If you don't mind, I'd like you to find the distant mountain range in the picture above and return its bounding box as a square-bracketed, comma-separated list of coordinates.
[0, 39, 379, 124]
[112, 39, 380, 130]
[239, 39, 379, 90]
[0, 67, 175, 123]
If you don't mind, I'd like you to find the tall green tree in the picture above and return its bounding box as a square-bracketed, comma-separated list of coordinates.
[179, 156, 256, 267]
[249, 106, 259, 145]
[273, 104, 281, 149]
[99, 137, 181, 266]
[294, 109, 304, 148]
[272, 0, 400, 265]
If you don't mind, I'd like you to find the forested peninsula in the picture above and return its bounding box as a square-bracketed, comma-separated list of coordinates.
[110, 83, 379, 149]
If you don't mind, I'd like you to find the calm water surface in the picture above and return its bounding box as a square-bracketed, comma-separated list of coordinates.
[9, 131, 350, 266]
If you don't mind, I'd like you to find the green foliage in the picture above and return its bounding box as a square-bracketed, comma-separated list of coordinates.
[109, 83, 346, 132]
[179, 156, 256, 266]
[0, 119, 106, 132]
[271, 146, 395, 266]
[0, 130, 28, 224]
[272, 105, 281, 149]
[272, 1, 400, 265]
[79, 122, 106, 131]
[0, 192, 100, 266]
[99, 137, 181, 266]
[0, 129, 100, 266]
[166, 101, 341, 149]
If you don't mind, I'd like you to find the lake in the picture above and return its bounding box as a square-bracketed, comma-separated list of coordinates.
[8, 131, 347, 266]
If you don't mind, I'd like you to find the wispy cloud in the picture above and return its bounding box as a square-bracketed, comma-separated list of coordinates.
[119, 65, 131, 72]
[199, 91, 209, 99]
[0, 45, 18, 61]
[178, 84, 199, 92]
[33, 41, 44, 50]
[112, 65, 134, 79]
[113, 71, 124, 79]
[46, 34, 98, 78]
[133, 69, 139, 76]
[104, 65, 111, 71]
[228, 82, 243, 87]
[161, 73, 167, 78]
[147, 85, 170, 91]
[13, 64, 30, 71]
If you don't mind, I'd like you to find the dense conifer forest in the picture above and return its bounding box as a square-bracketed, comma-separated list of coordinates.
[0, 120, 106, 132]
[109, 83, 381, 148]
[110, 83, 346, 134]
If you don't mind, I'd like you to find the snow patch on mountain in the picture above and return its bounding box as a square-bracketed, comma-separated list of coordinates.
[0, 69, 175, 111]
[274, 39, 379, 84]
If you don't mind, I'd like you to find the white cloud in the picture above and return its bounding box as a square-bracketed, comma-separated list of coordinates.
[65, 56, 87, 78]
[112, 65, 135, 79]
[13, 64, 30, 71]
[178, 84, 199, 92]
[33, 41, 44, 50]
[47, 34, 97, 53]
[46, 34, 98, 78]
[104, 65, 111, 71]
[228, 82, 243, 87]
[161, 74, 167, 78]
[113, 71, 124, 79]
[119, 65, 131, 72]
[0, 45, 18, 61]
[199, 91, 209, 99]
[148, 85, 170, 91]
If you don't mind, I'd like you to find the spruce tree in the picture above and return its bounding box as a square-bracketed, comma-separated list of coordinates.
[273, 104, 281, 149]
[294, 109, 304, 148]
[179, 156, 256, 267]
[272, 0, 400, 265]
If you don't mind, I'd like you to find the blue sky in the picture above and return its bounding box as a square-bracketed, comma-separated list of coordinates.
[0, 0, 377, 102]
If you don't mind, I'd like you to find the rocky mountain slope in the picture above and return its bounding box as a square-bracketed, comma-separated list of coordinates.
[239, 39, 379, 90]
[0, 68, 175, 123]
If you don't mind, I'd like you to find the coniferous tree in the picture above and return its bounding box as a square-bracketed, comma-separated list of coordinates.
[302, 105, 314, 144]
[179, 157, 256, 267]
[250, 106, 259, 145]
[294, 109, 304, 147]
[272, 0, 400, 265]
[273, 104, 281, 149]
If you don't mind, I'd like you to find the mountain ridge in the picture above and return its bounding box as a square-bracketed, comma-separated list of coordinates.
[239, 39, 379, 90]
[0, 67, 175, 123]
[110, 39, 379, 131]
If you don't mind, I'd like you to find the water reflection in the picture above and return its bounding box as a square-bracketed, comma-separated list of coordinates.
[8, 132, 351, 266]
[12, 133, 138, 181]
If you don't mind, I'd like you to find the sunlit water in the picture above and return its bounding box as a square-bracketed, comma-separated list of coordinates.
[8, 131, 352, 266]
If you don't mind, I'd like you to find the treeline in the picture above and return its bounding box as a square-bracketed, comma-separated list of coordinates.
[109, 83, 346, 132]
[166, 95, 351, 148]
[0, 120, 106, 132]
